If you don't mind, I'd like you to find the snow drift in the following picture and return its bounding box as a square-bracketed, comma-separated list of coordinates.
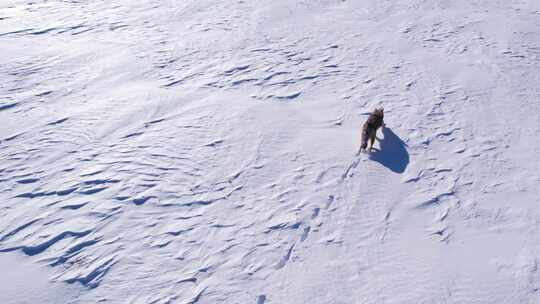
[1, 0, 540, 303]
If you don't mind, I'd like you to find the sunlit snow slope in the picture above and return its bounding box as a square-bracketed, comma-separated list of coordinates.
[1, 1, 540, 303]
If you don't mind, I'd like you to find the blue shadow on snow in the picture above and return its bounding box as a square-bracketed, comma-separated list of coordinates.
[369, 127, 409, 174]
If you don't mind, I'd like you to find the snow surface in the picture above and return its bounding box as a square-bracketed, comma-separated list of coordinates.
[0, 252, 83, 304]
[1, 0, 540, 303]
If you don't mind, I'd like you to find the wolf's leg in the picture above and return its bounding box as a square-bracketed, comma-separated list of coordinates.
[369, 133, 375, 151]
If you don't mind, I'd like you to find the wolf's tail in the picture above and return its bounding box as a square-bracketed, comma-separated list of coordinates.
[360, 139, 367, 150]
[360, 128, 368, 150]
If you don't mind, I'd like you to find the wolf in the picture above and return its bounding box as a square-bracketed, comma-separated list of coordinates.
[360, 107, 384, 153]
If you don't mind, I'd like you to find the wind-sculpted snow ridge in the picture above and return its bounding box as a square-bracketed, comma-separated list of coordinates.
[1, 0, 540, 303]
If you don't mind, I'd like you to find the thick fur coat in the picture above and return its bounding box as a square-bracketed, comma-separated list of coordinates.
[360, 108, 384, 152]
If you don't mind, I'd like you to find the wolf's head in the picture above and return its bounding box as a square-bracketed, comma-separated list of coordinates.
[374, 107, 384, 118]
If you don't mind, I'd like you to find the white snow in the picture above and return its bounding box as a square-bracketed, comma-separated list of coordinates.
[1, 0, 540, 303]
[0, 252, 83, 304]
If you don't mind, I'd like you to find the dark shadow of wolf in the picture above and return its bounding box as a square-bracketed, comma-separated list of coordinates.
[369, 127, 409, 174]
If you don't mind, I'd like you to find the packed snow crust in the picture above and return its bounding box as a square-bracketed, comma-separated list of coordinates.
[1, 0, 540, 303]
